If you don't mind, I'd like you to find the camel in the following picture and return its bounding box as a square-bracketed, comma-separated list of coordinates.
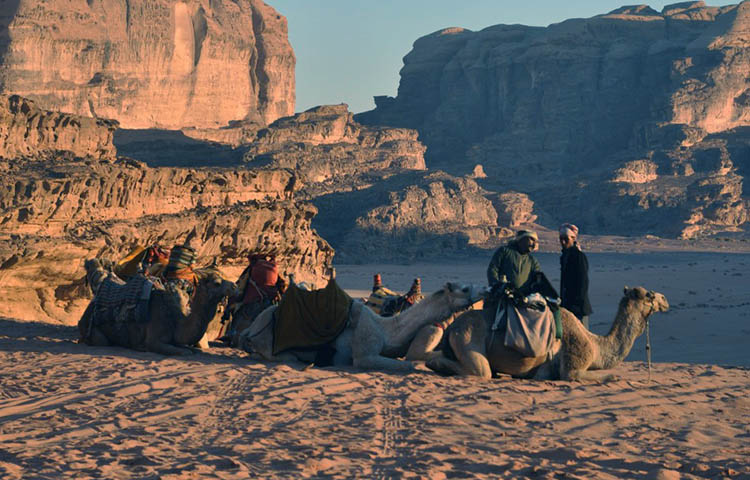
[426, 286, 669, 381]
[401, 312, 463, 361]
[78, 259, 237, 355]
[239, 281, 487, 372]
[226, 299, 274, 348]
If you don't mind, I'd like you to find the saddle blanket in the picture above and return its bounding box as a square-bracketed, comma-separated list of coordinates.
[273, 278, 352, 355]
[93, 274, 155, 327]
[497, 298, 556, 358]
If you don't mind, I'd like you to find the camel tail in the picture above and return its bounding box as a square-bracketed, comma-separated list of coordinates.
[84, 258, 110, 294]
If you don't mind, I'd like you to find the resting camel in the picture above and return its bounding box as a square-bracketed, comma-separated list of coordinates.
[78, 259, 237, 355]
[426, 286, 669, 381]
[239, 282, 487, 372]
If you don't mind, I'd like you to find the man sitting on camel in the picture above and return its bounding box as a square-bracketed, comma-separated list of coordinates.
[487, 229, 542, 295]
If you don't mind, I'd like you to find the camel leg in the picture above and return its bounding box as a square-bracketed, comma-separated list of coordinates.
[354, 355, 416, 372]
[195, 332, 210, 350]
[455, 348, 492, 379]
[146, 341, 195, 355]
[350, 314, 416, 372]
[247, 351, 313, 368]
[565, 369, 619, 383]
[447, 325, 492, 379]
[531, 361, 557, 381]
[86, 327, 111, 347]
[405, 325, 444, 361]
[425, 352, 465, 376]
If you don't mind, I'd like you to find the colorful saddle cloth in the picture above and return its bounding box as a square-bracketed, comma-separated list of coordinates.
[273, 278, 352, 355]
[93, 274, 155, 329]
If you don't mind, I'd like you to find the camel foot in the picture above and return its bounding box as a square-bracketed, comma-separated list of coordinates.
[426, 354, 461, 377]
[195, 333, 210, 350]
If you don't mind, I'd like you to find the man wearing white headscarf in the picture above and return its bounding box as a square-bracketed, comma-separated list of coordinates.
[487, 229, 542, 292]
[559, 223, 592, 329]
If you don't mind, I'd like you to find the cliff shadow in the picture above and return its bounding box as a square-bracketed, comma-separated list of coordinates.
[114, 129, 249, 168]
[0, 0, 22, 86]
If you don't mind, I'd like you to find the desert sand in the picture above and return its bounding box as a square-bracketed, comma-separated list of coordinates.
[1, 251, 749, 479]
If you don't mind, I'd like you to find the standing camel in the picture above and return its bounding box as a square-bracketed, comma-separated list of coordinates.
[78, 259, 237, 355]
[427, 286, 668, 381]
[240, 282, 487, 372]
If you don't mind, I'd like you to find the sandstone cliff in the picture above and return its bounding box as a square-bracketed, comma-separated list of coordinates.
[0, 95, 116, 160]
[357, 1, 750, 239]
[0, 97, 333, 323]
[244, 104, 427, 188]
[0, 0, 294, 129]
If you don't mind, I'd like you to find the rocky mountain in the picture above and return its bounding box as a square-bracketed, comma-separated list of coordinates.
[243, 104, 427, 187]
[0, 0, 294, 129]
[239, 104, 519, 261]
[357, 1, 750, 239]
[0, 96, 332, 323]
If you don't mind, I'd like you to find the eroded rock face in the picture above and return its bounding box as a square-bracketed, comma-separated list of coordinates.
[244, 104, 427, 186]
[491, 192, 537, 228]
[0, 157, 297, 235]
[0, 95, 116, 160]
[357, 2, 750, 239]
[330, 172, 510, 262]
[0, 0, 294, 129]
[0, 192, 333, 323]
[0, 98, 332, 323]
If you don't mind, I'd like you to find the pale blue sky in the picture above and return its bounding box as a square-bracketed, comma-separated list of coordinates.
[267, 0, 723, 114]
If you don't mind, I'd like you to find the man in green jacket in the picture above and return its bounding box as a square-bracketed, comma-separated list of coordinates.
[487, 229, 542, 292]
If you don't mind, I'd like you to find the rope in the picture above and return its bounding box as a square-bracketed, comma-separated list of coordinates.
[645, 317, 652, 383]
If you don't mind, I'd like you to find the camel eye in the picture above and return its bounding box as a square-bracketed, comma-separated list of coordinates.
[462, 286, 469, 293]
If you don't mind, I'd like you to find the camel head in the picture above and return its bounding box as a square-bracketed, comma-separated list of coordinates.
[623, 286, 669, 317]
[83, 258, 112, 294]
[194, 267, 238, 304]
[434, 282, 488, 312]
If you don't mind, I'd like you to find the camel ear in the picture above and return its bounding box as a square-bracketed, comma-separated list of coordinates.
[623, 286, 630, 296]
[628, 287, 646, 299]
[445, 282, 454, 292]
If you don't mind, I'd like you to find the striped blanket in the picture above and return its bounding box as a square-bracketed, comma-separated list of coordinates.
[93, 274, 155, 329]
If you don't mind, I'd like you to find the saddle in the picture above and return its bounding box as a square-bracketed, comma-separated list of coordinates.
[92, 274, 156, 330]
[489, 274, 563, 358]
[273, 278, 352, 355]
[365, 277, 423, 317]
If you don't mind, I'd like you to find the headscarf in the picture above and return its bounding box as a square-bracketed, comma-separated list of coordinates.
[515, 230, 538, 242]
[559, 223, 579, 239]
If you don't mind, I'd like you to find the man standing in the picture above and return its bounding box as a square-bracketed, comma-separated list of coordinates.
[559, 223, 592, 329]
[487, 229, 542, 292]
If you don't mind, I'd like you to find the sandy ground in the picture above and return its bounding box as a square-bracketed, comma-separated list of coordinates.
[1, 252, 749, 479]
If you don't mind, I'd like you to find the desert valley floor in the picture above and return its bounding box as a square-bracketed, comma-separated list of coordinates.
[1, 252, 749, 479]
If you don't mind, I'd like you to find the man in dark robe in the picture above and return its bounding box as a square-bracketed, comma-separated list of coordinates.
[559, 223, 592, 329]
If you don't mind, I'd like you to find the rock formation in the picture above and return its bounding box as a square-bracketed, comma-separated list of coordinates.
[0, 97, 332, 323]
[244, 104, 427, 189]
[357, 1, 750, 239]
[0, 0, 294, 129]
[324, 172, 511, 263]
[235, 104, 520, 261]
[0, 95, 116, 160]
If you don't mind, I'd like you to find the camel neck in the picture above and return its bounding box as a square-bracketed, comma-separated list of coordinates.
[380, 293, 454, 347]
[174, 290, 217, 346]
[597, 299, 647, 369]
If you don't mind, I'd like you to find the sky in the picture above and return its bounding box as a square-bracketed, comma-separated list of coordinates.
[267, 0, 723, 114]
